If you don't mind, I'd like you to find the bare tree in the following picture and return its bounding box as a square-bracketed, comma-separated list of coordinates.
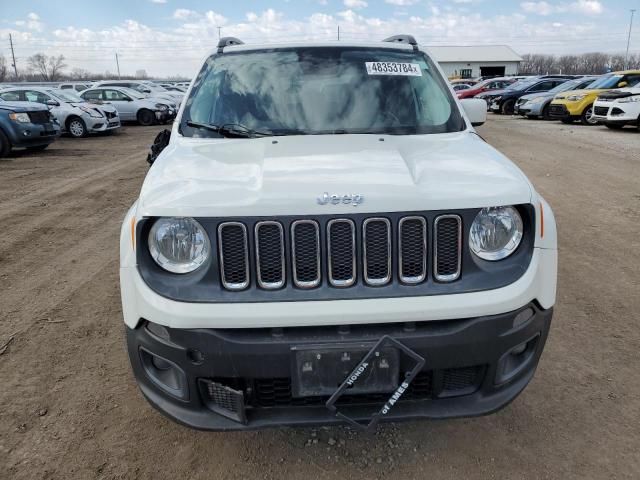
[0, 55, 8, 82]
[27, 53, 67, 81]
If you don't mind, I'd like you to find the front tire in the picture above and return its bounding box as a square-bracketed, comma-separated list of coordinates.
[580, 105, 598, 125]
[137, 109, 156, 126]
[67, 117, 87, 138]
[0, 129, 10, 158]
[542, 105, 551, 120]
[501, 99, 515, 115]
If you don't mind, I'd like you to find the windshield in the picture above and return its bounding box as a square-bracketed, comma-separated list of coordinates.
[182, 47, 464, 137]
[588, 74, 624, 89]
[119, 87, 146, 99]
[506, 79, 536, 90]
[547, 79, 584, 94]
[48, 89, 83, 102]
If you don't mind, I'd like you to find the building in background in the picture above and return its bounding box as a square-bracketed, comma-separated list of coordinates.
[427, 45, 522, 79]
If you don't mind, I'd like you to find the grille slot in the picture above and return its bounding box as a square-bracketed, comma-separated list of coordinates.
[593, 106, 609, 116]
[255, 221, 285, 290]
[363, 218, 391, 286]
[327, 219, 356, 287]
[434, 215, 462, 282]
[218, 222, 250, 290]
[399, 216, 427, 284]
[27, 111, 50, 124]
[291, 220, 321, 288]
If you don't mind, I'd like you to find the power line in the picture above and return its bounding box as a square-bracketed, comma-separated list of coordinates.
[625, 9, 636, 69]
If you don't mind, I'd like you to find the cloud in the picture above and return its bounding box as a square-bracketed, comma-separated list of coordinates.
[173, 9, 197, 20]
[149, 0, 167, 3]
[344, 0, 368, 9]
[520, 0, 603, 16]
[385, 0, 419, 5]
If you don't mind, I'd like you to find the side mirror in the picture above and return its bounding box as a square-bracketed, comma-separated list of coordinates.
[46, 99, 60, 107]
[618, 81, 628, 88]
[460, 98, 487, 127]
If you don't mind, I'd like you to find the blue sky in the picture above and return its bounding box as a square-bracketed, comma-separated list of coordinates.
[1, 1, 637, 77]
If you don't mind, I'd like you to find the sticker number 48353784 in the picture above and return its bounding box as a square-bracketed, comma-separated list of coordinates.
[365, 62, 422, 76]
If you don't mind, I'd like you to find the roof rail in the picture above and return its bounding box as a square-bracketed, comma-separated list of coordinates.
[217, 37, 244, 53]
[383, 34, 418, 51]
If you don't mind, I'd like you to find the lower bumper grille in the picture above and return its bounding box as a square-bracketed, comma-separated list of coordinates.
[594, 106, 609, 116]
[202, 366, 484, 410]
[548, 104, 568, 117]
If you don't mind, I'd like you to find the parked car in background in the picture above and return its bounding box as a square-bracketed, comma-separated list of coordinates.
[0, 87, 120, 138]
[80, 86, 176, 126]
[0, 98, 60, 157]
[479, 77, 573, 115]
[592, 87, 640, 130]
[59, 82, 93, 92]
[515, 76, 599, 119]
[456, 77, 517, 99]
[452, 83, 473, 91]
[93, 81, 183, 105]
[548, 70, 640, 125]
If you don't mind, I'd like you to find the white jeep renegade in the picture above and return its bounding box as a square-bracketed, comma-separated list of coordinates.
[120, 35, 557, 430]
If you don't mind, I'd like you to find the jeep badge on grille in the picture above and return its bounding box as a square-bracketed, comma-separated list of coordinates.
[317, 192, 364, 206]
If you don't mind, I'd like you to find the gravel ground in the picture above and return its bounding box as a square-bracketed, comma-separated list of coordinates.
[0, 117, 638, 479]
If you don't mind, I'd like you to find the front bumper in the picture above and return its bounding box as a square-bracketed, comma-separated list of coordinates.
[4, 120, 60, 148]
[87, 116, 121, 132]
[126, 303, 553, 430]
[593, 103, 640, 124]
[155, 109, 176, 123]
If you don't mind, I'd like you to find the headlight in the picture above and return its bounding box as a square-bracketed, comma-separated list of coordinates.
[567, 94, 586, 101]
[148, 217, 210, 273]
[9, 112, 30, 123]
[619, 96, 640, 103]
[492, 96, 502, 102]
[469, 206, 523, 261]
[79, 106, 103, 118]
[155, 103, 168, 111]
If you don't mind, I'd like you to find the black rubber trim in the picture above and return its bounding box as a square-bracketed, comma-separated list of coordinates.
[135, 205, 535, 303]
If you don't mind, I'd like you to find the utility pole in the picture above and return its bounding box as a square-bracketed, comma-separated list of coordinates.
[115, 52, 121, 79]
[625, 9, 636, 70]
[218, 26, 222, 40]
[9, 33, 18, 79]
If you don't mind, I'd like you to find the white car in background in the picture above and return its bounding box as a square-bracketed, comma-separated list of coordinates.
[93, 80, 182, 106]
[79, 86, 176, 126]
[592, 87, 640, 130]
[0, 87, 120, 137]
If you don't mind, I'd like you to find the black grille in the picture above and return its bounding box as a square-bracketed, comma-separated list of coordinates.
[594, 106, 609, 116]
[548, 104, 567, 117]
[206, 366, 484, 409]
[363, 218, 391, 285]
[291, 220, 321, 288]
[27, 111, 50, 124]
[105, 111, 117, 119]
[328, 219, 356, 287]
[218, 223, 249, 290]
[434, 215, 461, 282]
[441, 366, 484, 396]
[399, 217, 427, 284]
[255, 222, 285, 289]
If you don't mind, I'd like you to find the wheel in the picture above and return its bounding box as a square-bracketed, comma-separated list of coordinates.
[501, 99, 515, 115]
[0, 128, 10, 158]
[605, 124, 624, 130]
[26, 144, 49, 151]
[67, 117, 87, 137]
[580, 105, 598, 125]
[137, 109, 156, 126]
[561, 118, 574, 124]
[542, 105, 551, 120]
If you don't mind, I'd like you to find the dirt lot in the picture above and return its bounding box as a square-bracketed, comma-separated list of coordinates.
[1, 118, 639, 480]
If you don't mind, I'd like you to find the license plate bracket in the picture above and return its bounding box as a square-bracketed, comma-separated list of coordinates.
[291, 344, 399, 397]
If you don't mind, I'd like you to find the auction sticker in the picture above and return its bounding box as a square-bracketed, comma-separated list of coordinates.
[365, 62, 422, 76]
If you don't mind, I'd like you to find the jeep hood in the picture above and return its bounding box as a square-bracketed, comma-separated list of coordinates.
[0, 101, 51, 113]
[137, 132, 533, 217]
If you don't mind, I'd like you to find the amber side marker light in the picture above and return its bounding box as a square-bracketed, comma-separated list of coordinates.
[539, 202, 544, 238]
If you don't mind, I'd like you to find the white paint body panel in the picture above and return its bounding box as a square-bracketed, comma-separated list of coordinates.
[120, 41, 557, 330]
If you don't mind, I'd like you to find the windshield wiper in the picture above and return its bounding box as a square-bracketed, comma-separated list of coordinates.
[186, 121, 271, 138]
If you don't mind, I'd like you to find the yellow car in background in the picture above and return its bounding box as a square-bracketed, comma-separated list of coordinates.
[548, 70, 640, 125]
